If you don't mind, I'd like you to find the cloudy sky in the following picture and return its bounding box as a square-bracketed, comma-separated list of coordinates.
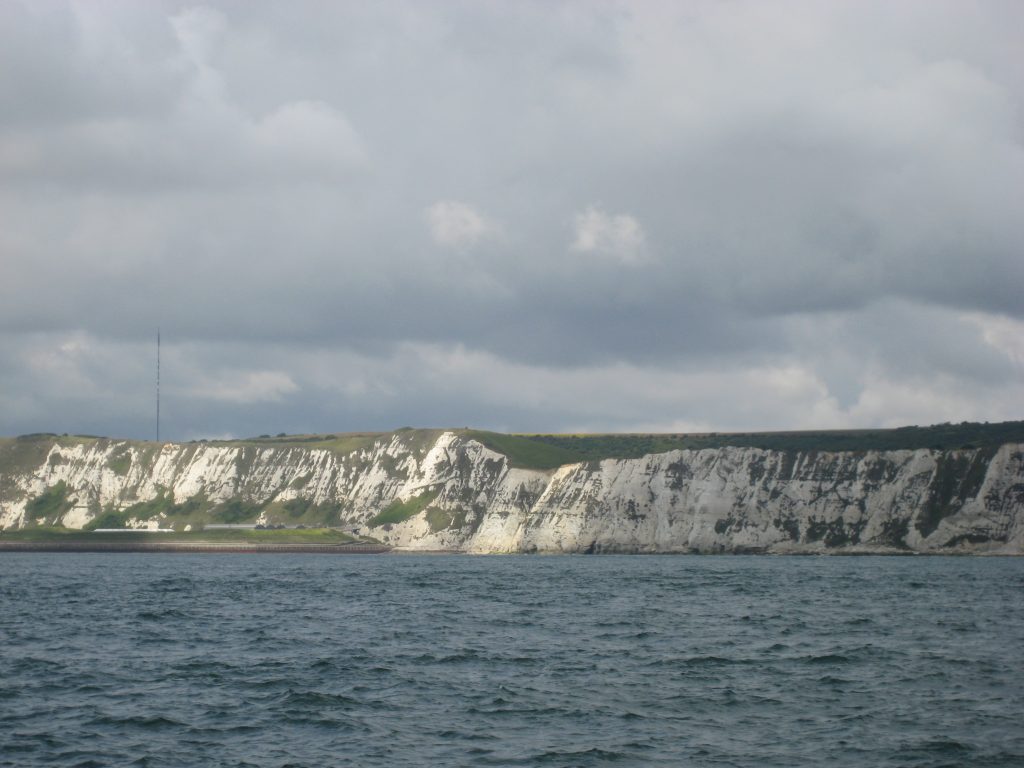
[1, 0, 1022, 440]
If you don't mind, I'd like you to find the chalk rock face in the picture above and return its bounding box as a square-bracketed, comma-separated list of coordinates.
[507, 446, 1024, 554]
[1, 432, 1022, 554]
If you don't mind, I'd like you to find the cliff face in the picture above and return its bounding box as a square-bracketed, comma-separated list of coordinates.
[1, 432, 1022, 553]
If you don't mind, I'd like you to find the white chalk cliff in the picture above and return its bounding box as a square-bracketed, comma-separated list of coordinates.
[2, 432, 1022, 553]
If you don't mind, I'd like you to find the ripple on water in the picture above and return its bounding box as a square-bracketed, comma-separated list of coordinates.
[1, 554, 1022, 767]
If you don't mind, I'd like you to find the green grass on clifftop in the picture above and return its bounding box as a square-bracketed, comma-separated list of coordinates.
[207, 432, 385, 456]
[4, 421, 1022, 476]
[462, 421, 1024, 469]
[462, 431, 583, 470]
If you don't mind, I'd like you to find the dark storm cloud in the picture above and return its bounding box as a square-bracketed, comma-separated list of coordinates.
[1, 0, 1022, 438]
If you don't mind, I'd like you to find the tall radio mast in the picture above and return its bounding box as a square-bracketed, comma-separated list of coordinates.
[156, 328, 160, 443]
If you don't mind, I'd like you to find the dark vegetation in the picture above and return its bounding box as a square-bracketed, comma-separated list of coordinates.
[368, 488, 440, 527]
[915, 447, 999, 537]
[84, 508, 130, 530]
[208, 432, 383, 457]
[269, 498, 347, 527]
[1, 526, 357, 544]
[82, 490, 212, 529]
[107, 447, 132, 475]
[26, 481, 73, 522]
[463, 421, 1024, 469]
[426, 505, 473, 533]
[212, 499, 263, 523]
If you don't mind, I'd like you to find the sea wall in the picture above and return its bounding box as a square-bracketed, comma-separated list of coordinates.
[1, 433, 1022, 553]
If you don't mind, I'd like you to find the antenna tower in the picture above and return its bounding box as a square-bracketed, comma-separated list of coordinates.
[156, 329, 161, 443]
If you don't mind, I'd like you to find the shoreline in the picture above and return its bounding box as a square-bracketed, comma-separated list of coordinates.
[2, 542, 1018, 556]
[0, 541, 390, 554]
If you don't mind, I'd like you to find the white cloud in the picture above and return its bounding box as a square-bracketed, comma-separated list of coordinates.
[571, 206, 647, 264]
[24, 332, 101, 395]
[965, 312, 1024, 368]
[186, 370, 299, 404]
[842, 373, 1003, 428]
[425, 200, 492, 249]
[170, 6, 227, 66]
[251, 100, 367, 175]
[169, 6, 228, 105]
[0, 8, 367, 188]
[4, 329, 1022, 440]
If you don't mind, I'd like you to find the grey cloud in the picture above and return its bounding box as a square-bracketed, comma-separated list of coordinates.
[0, 2, 182, 128]
[1, 0, 1022, 438]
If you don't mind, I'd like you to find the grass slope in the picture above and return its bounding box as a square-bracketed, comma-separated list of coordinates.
[462, 431, 582, 470]
[367, 489, 440, 528]
[0, 526, 357, 544]
[207, 432, 384, 456]
[4, 421, 1022, 498]
[461, 421, 1024, 469]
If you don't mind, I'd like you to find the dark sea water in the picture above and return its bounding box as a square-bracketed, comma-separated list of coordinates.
[1, 554, 1022, 767]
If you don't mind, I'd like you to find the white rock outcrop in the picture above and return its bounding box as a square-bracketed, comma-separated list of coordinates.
[1, 433, 1021, 553]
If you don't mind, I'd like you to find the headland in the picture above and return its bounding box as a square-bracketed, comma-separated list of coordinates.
[2, 421, 1023, 555]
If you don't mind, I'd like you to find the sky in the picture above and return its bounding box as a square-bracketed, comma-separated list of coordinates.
[1, 0, 1022, 440]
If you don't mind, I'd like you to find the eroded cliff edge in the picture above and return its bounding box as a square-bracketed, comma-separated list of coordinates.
[2, 430, 1022, 553]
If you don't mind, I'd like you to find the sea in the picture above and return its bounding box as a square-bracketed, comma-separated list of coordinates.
[2, 554, 1022, 767]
